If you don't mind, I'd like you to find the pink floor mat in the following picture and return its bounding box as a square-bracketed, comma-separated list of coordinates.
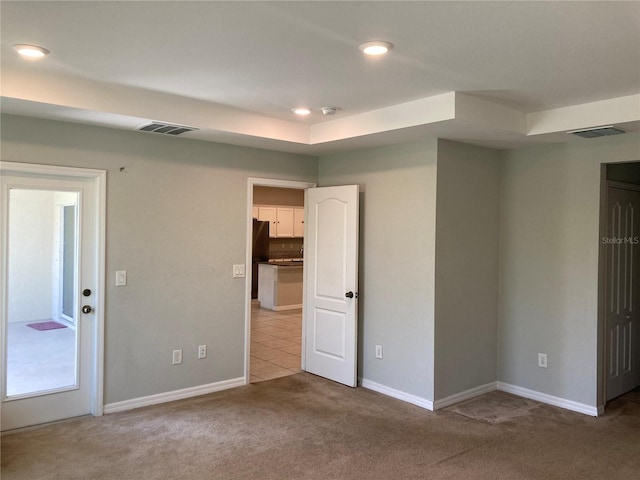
[26, 321, 68, 331]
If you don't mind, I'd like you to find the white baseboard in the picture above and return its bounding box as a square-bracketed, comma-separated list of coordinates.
[433, 382, 498, 410]
[360, 378, 434, 411]
[497, 382, 599, 417]
[104, 377, 246, 414]
[103, 376, 599, 418]
[360, 378, 599, 417]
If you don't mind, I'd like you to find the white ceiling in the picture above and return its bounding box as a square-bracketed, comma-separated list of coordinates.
[1, 1, 639, 155]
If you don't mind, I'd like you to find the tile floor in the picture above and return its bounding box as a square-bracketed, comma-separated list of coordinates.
[250, 302, 302, 383]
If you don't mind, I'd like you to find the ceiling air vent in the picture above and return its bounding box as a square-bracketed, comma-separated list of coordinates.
[137, 122, 199, 136]
[568, 126, 625, 139]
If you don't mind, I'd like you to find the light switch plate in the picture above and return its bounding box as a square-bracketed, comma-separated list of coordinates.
[115, 270, 127, 286]
[538, 353, 548, 368]
[375, 345, 383, 359]
[233, 264, 245, 278]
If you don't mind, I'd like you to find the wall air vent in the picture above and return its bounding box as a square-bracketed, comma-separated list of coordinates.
[567, 126, 625, 139]
[137, 122, 199, 136]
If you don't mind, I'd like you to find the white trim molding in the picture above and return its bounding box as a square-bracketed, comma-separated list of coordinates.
[103, 377, 245, 414]
[497, 382, 599, 417]
[92, 166, 107, 417]
[360, 378, 434, 411]
[433, 382, 498, 410]
[359, 377, 600, 417]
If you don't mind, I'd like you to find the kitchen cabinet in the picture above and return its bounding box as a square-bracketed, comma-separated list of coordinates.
[255, 205, 304, 238]
[257, 207, 277, 238]
[252, 206, 259, 219]
[294, 208, 304, 237]
[276, 208, 294, 238]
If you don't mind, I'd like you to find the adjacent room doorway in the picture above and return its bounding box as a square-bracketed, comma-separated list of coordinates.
[249, 182, 309, 382]
[599, 162, 640, 408]
[0, 162, 106, 431]
[245, 178, 360, 388]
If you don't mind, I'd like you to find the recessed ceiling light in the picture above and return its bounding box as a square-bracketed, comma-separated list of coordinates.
[292, 108, 312, 116]
[358, 41, 393, 56]
[13, 44, 50, 58]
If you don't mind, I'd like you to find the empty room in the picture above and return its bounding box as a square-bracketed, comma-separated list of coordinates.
[1, 1, 639, 479]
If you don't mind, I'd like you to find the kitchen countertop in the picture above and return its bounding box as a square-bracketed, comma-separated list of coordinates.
[258, 261, 303, 311]
[262, 260, 303, 267]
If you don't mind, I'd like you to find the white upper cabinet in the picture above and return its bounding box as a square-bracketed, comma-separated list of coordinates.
[257, 206, 278, 237]
[276, 207, 294, 237]
[255, 205, 304, 238]
[294, 208, 304, 238]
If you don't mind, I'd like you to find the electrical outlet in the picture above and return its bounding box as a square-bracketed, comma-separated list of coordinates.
[375, 344, 383, 359]
[538, 353, 548, 368]
[172, 349, 183, 365]
[198, 345, 207, 359]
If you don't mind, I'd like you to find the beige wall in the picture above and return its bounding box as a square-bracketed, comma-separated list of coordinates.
[499, 133, 640, 408]
[253, 186, 304, 206]
[1, 114, 318, 404]
[7, 189, 77, 323]
[434, 140, 500, 400]
[4, 111, 637, 412]
[319, 139, 438, 401]
[7, 190, 56, 323]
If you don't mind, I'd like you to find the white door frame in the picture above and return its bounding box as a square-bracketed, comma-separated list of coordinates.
[0, 161, 106, 417]
[244, 178, 316, 383]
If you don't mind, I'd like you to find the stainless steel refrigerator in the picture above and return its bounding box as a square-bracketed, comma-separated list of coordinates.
[251, 219, 269, 298]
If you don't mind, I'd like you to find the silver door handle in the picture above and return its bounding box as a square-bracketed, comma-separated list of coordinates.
[82, 305, 93, 314]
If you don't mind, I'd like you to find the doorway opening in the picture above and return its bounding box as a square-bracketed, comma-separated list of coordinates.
[245, 179, 315, 384]
[598, 161, 640, 411]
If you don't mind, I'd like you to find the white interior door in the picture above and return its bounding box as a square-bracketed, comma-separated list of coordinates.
[303, 185, 359, 387]
[1, 162, 104, 431]
[605, 184, 640, 401]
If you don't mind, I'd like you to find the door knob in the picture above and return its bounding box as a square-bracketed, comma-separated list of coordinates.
[345, 291, 354, 298]
[82, 305, 93, 314]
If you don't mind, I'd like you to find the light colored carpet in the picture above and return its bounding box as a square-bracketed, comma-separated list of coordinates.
[2, 373, 639, 479]
[444, 390, 541, 424]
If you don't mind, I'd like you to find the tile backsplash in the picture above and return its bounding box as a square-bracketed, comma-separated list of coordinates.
[269, 238, 303, 259]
